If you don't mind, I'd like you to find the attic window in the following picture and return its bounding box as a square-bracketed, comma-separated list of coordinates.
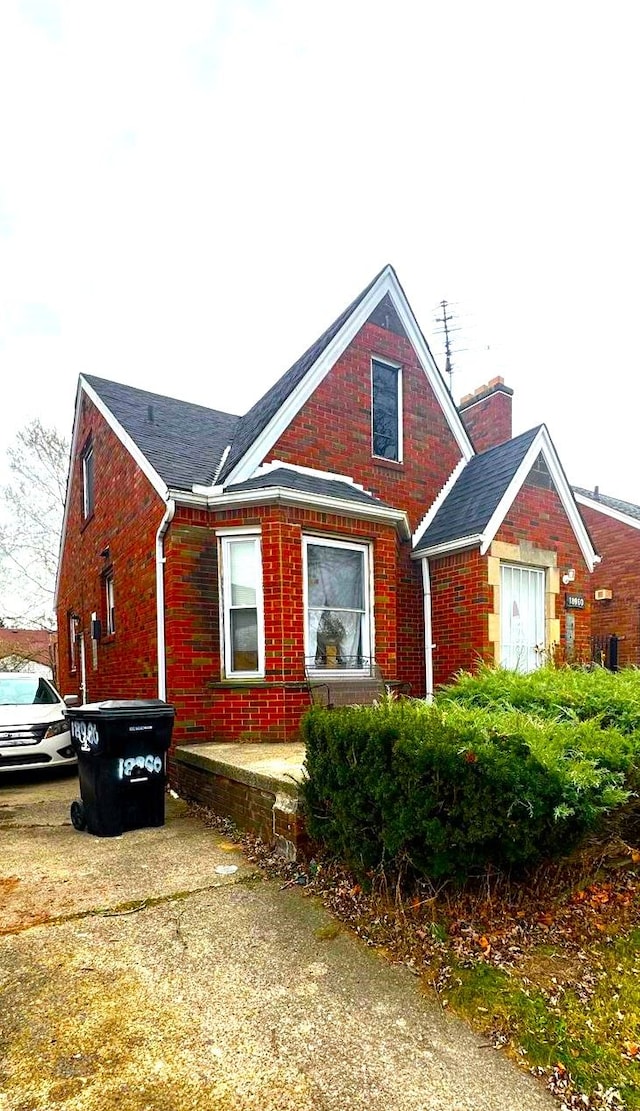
[82, 443, 95, 519]
[372, 358, 402, 462]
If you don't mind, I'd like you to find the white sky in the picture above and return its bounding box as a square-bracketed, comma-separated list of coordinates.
[1, 0, 638, 501]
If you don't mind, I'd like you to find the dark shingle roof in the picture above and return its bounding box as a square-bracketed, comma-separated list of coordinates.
[217, 266, 390, 482]
[573, 487, 640, 523]
[83, 375, 239, 490]
[414, 427, 541, 552]
[226, 468, 392, 508]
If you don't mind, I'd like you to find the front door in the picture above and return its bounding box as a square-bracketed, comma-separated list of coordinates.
[500, 564, 545, 672]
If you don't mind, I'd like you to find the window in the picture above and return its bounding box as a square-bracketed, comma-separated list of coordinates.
[68, 613, 79, 672]
[221, 535, 264, 676]
[82, 443, 95, 519]
[500, 564, 545, 672]
[105, 573, 115, 635]
[372, 358, 402, 461]
[304, 537, 370, 670]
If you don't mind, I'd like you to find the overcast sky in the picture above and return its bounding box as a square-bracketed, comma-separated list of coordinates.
[1, 0, 638, 502]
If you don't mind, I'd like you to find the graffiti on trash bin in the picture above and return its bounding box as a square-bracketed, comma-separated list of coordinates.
[70, 719, 99, 752]
[117, 754, 163, 779]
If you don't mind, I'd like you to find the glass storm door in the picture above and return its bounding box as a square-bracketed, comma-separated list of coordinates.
[500, 564, 545, 672]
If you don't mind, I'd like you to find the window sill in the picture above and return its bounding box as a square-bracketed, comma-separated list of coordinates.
[80, 512, 95, 533]
[372, 457, 404, 472]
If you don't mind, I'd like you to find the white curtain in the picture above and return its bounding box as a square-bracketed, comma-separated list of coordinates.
[307, 544, 365, 667]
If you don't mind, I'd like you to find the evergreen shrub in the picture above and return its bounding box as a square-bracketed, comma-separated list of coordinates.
[301, 699, 629, 882]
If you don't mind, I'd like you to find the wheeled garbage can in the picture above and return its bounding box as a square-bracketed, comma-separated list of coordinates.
[67, 699, 175, 836]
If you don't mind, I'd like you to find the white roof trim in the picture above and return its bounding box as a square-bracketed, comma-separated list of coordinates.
[479, 426, 599, 570]
[222, 266, 474, 486]
[411, 535, 483, 559]
[253, 459, 364, 489]
[169, 484, 411, 539]
[54, 377, 169, 607]
[574, 493, 640, 532]
[412, 456, 467, 548]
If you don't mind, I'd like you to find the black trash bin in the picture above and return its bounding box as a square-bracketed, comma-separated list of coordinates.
[66, 699, 175, 836]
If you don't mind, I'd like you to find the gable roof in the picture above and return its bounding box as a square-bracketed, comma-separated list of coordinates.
[413, 425, 599, 570]
[217, 268, 388, 483]
[414, 427, 540, 552]
[217, 264, 474, 485]
[83, 375, 239, 490]
[573, 486, 640, 530]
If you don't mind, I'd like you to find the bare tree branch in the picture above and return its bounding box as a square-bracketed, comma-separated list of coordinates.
[0, 420, 69, 629]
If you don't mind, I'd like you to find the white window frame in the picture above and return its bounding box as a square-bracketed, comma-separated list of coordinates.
[371, 357, 403, 463]
[303, 535, 373, 675]
[220, 533, 265, 679]
[500, 563, 546, 673]
[69, 613, 78, 672]
[82, 444, 94, 519]
[105, 573, 115, 636]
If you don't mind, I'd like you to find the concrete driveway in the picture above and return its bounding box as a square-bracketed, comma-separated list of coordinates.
[0, 772, 555, 1111]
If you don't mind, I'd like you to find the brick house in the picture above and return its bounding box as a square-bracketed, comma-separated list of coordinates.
[573, 487, 640, 668]
[55, 265, 598, 746]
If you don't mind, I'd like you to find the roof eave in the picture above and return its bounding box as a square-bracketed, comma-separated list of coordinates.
[574, 492, 640, 532]
[411, 535, 484, 559]
[170, 485, 411, 539]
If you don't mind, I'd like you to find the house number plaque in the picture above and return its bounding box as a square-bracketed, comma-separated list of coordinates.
[565, 594, 585, 610]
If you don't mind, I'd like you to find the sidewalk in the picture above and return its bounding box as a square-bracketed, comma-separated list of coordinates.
[0, 771, 555, 1111]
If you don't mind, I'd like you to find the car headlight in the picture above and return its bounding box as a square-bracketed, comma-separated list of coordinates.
[44, 719, 68, 739]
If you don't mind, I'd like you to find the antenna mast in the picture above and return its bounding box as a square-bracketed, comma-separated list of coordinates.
[435, 299, 459, 396]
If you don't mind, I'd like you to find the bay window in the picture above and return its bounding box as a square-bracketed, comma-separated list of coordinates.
[304, 537, 371, 670]
[221, 534, 264, 677]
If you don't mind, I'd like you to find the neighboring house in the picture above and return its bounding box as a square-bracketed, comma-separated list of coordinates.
[573, 486, 640, 668]
[55, 265, 598, 746]
[0, 628, 53, 678]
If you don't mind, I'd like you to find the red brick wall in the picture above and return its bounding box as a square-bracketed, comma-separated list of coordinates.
[459, 388, 512, 452]
[56, 395, 165, 704]
[496, 480, 592, 664]
[265, 317, 463, 705]
[430, 549, 491, 686]
[578, 505, 640, 667]
[430, 479, 593, 687]
[163, 502, 405, 744]
[268, 319, 463, 528]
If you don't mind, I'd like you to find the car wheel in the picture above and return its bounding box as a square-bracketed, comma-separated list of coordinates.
[70, 799, 87, 831]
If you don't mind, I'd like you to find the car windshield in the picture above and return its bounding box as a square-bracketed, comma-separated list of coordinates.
[0, 676, 59, 706]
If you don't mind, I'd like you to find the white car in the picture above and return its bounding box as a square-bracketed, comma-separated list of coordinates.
[0, 672, 76, 773]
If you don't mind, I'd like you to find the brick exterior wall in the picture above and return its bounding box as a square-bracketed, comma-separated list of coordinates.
[430, 548, 491, 686]
[430, 477, 592, 688]
[459, 381, 513, 451]
[497, 480, 592, 665]
[56, 395, 165, 705]
[163, 501, 405, 745]
[578, 505, 640, 667]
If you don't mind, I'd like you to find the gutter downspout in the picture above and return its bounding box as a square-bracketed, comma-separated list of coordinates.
[421, 557, 434, 702]
[156, 499, 175, 701]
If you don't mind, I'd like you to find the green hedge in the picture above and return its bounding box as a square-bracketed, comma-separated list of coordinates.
[438, 665, 640, 737]
[301, 700, 629, 882]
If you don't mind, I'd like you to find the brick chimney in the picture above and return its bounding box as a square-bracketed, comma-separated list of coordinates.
[458, 376, 513, 452]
